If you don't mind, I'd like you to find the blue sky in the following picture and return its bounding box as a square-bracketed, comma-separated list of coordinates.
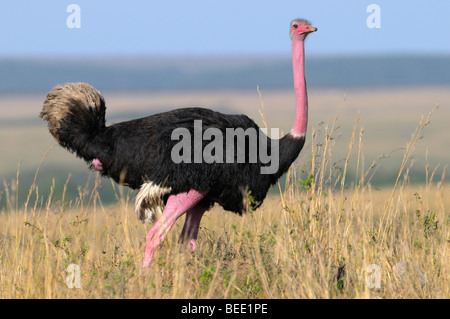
[1, 0, 449, 57]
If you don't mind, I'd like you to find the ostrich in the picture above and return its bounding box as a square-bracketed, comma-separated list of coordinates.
[40, 19, 317, 267]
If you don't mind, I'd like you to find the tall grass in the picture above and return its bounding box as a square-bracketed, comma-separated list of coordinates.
[0, 108, 448, 299]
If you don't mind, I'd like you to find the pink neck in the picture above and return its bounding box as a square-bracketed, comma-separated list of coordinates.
[290, 39, 308, 137]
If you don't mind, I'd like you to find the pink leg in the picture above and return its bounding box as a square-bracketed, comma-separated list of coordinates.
[142, 189, 207, 268]
[179, 205, 207, 251]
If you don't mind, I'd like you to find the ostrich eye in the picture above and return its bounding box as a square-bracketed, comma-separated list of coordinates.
[293, 24, 298, 29]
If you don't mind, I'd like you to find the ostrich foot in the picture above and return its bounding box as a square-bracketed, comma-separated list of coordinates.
[142, 225, 164, 267]
[188, 239, 199, 252]
[179, 205, 206, 252]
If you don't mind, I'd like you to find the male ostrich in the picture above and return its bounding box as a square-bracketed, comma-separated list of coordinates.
[40, 19, 317, 267]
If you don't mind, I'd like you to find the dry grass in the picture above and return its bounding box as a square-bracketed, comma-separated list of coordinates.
[0, 106, 448, 299]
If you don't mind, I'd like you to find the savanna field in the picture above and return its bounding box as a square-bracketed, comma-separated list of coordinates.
[0, 88, 448, 299]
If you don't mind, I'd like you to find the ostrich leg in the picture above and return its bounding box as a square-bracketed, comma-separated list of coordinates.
[179, 205, 207, 251]
[142, 189, 208, 267]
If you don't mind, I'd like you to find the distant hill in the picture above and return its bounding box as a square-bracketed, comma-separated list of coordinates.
[0, 55, 449, 94]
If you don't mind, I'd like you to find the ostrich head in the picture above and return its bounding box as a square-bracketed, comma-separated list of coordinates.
[290, 19, 317, 40]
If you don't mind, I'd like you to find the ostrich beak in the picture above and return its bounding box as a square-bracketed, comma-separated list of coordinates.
[308, 26, 318, 32]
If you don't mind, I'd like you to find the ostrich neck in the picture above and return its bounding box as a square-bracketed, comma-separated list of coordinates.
[290, 39, 308, 137]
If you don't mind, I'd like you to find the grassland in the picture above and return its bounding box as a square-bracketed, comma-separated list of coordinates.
[0, 87, 448, 298]
[0, 182, 448, 299]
